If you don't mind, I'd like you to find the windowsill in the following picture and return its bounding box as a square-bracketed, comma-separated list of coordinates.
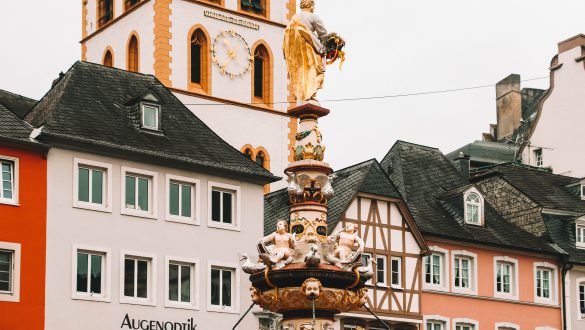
[239, 9, 268, 20]
[165, 301, 200, 310]
[165, 215, 199, 226]
[453, 287, 478, 296]
[0, 200, 19, 207]
[72, 293, 111, 303]
[188, 83, 209, 95]
[576, 243, 585, 250]
[74, 202, 112, 213]
[494, 292, 519, 301]
[120, 297, 156, 307]
[535, 297, 558, 306]
[390, 284, 403, 290]
[423, 283, 448, 292]
[252, 97, 272, 110]
[207, 305, 240, 314]
[208, 220, 240, 232]
[121, 209, 158, 220]
[0, 292, 19, 302]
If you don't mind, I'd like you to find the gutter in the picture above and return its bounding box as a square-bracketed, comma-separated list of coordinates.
[561, 258, 573, 330]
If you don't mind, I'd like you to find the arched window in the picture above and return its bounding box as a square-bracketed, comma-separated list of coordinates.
[252, 43, 272, 106]
[243, 148, 253, 159]
[189, 27, 210, 94]
[465, 192, 481, 225]
[127, 34, 139, 72]
[103, 49, 113, 67]
[255, 151, 265, 167]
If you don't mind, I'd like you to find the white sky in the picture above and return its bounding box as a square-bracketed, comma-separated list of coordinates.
[1, 0, 584, 170]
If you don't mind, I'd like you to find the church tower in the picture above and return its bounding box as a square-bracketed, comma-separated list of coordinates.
[80, 0, 297, 191]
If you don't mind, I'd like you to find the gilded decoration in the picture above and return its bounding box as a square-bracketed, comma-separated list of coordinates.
[286, 173, 336, 204]
[255, 286, 367, 313]
[290, 214, 327, 243]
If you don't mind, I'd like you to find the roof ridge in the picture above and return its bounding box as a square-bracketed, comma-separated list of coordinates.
[334, 158, 377, 174]
[79, 60, 157, 80]
[0, 88, 36, 102]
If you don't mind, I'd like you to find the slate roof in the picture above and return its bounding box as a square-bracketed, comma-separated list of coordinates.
[380, 141, 562, 255]
[24, 61, 278, 183]
[0, 88, 37, 119]
[446, 140, 518, 168]
[472, 163, 585, 213]
[264, 159, 401, 236]
[0, 101, 47, 149]
[543, 214, 585, 264]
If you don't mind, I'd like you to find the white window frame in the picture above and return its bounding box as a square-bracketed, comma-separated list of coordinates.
[424, 315, 450, 330]
[71, 244, 111, 302]
[575, 277, 585, 320]
[207, 261, 240, 314]
[121, 166, 158, 219]
[452, 318, 479, 330]
[463, 188, 484, 226]
[581, 184, 585, 200]
[73, 158, 113, 213]
[165, 174, 200, 225]
[164, 255, 200, 310]
[119, 250, 157, 306]
[0, 242, 20, 302]
[424, 246, 449, 292]
[208, 181, 241, 231]
[534, 148, 544, 167]
[576, 220, 585, 249]
[0, 156, 19, 206]
[533, 262, 558, 305]
[141, 103, 161, 131]
[493, 256, 519, 301]
[535, 327, 558, 330]
[375, 255, 387, 286]
[363, 253, 373, 285]
[391, 256, 402, 288]
[494, 322, 519, 330]
[451, 250, 478, 295]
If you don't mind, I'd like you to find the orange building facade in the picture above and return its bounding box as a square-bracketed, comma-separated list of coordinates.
[0, 143, 48, 329]
[422, 240, 562, 330]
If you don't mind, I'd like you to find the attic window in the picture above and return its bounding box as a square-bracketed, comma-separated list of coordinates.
[464, 189, 484, 226]
[581, 185, 585, 200]
[141, 104, 160, 130]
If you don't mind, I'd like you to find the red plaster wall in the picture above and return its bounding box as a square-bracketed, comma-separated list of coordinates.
[0, 145, 47, 330]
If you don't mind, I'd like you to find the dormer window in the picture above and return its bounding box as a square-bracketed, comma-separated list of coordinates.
[581, 184, 585, 200]
[464, 188, 484, 226]
[141, 104, 160, 130]
[576, 221, 585, 249]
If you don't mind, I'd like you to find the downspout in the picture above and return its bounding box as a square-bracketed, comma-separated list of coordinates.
[562, 257, 573, 330]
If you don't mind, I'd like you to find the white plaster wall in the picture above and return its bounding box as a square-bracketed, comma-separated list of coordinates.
[85, 1, 155, 75]
[175, 92, 290, 190]
[524, 45, 585, 177]
[44, 148, 264, 330]
[568, 266, 585, 330]
[169, 1, 289, 113]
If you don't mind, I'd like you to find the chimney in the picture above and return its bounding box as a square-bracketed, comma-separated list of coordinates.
[455, 152, 471, 179]
[495, 74, 522, 141]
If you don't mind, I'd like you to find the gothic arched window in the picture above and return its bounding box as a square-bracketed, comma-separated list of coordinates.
[103, 49, 113, 67]
[127, 34, 139, 72]
[252, 43, 272, 106]
[189, 28, 210, 94]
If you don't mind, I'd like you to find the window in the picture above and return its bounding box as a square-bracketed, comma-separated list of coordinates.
[141, 103, 160, 130]
[534, 262, 557, 304]
[391, 257, 401, 287]
[455, 324, 474, 330]
[97, 0, 114, 28]
[210, 267, 234, 309]
[241, 0, 267, 16]
[74, 158, 112, 212]
[494, 256, 518, 300]
[189, 28, 210, 94]
[375, 255, 386, 286]
[536, 268, 551, 299]
[535, 148, 543, 167]
[494, 323, 520, 330]
[127, 34, 139, 72]
[0, 157, 17, 204]
[76, 251, 103, 295]
[166, 256, 199, 309]
[243, 148, 253, 159]
[103, 49, 113, 67]
[464, 189, 483, 225]
[252, 44, 272, 106]
[580, 283, 585, 317]
[124, 0, 141, 11]
[426, 321, 444, 330]
[208, 182, 241, 231]
[255, 151, 266, 168]
[122, 167, 157, 219]
[577, 222, 585, 248]
[362, 253, 372, 285]
[425, 254, 442, 285]
[240, 146, 271, 194]
[120, 251, 156, 306]
[581, 184, 585, 200]
[166, 175, 200, 225]
[454, 256, 470, 289]
[0, 242, 20, 302]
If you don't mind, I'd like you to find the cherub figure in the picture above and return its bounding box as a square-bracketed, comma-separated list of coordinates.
[258, 220, 296, 268]
[301, 277, 323, 301]
[329, 223, 364, 262]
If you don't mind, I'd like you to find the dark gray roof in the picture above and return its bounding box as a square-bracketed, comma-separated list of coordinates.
[473, 163, 585, 213]
[264, 159, 401, 236]
[0, 102, 47, 149]
[543, 214, 585, 264]
[380, 141, 562, 255]
[446, 140, 518, 167]
[0, 88, 37, 119]
[25, 61, 278, 184]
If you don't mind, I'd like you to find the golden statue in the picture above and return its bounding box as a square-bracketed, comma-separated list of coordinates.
[283, 0, 328, 102]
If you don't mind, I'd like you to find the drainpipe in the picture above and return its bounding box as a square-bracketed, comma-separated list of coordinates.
[562, 258, 573, 330]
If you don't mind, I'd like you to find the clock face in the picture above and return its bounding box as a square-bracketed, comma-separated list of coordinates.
[212, 30, 252, 78]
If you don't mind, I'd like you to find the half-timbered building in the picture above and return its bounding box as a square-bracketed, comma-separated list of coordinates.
[265, 159, 430, 330]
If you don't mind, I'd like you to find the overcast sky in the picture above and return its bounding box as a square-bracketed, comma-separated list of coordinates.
[1, 1, 584, 170]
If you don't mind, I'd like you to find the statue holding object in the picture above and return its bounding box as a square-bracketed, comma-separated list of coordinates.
[258, 220, 296, 269]
[326, 223, 364, 267]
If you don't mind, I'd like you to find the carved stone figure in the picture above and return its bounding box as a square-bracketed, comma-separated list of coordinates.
[328, 223, 364, 264]
[354, 257, 374, 282]
[286, 172, 311, 202]
[241, 254, 266, 274]
[250, 286, 262, 304]
[315, 173, 336, 202]
[301, 277, 323, 301]
[283, 0, 328, 102]
[304, 244, 321, 267]
[258, 220, 296, 269]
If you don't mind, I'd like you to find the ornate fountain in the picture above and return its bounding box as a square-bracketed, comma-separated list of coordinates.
[240, 2, 370, 329]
